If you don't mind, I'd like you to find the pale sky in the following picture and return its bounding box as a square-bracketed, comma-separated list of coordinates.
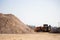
[0, 0, 60, 26]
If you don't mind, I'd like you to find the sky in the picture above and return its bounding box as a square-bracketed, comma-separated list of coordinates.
[0, 0, 60, 26]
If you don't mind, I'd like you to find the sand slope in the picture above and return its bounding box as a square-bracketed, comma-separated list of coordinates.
[0, 13, 34, 34]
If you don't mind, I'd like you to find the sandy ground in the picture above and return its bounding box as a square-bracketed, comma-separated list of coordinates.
[0, 32, 60, 40]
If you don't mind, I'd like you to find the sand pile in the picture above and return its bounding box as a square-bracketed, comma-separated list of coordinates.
[0, 13, 34, 34]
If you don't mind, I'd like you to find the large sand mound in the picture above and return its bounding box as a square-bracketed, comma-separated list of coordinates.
[0, 13, 34, 34]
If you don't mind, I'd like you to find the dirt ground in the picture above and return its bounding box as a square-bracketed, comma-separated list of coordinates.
[0, 32, 60, 40]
